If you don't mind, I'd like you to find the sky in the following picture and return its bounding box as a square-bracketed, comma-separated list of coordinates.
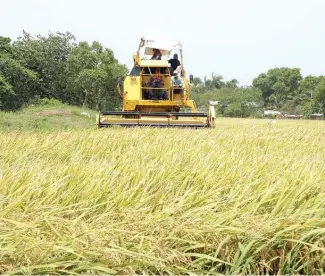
[1, 0, 325, 86]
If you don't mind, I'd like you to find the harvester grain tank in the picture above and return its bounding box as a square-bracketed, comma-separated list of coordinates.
[96, 38, 216, 128]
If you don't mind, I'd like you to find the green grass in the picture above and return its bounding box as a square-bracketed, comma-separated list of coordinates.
[0, 100, 97, 131]
[1, 106, 325, 274]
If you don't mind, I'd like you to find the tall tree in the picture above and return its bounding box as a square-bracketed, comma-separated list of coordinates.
[299, 75, 324, 100]
[13, 31, 76, 102]
[193, 77, 203, 86]
[252, 67, 302, 108]
[315, 79, 325, 114]
[67, 41, 128, 110]
[225, 79, 239, 89]
[0, 36, 38, 110]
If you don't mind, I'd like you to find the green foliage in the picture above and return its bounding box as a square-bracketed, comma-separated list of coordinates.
[67, 41, 128, 110]
[252, 67, 303, 107]
[0, 58, 38, 109]
[13, 31, 76, 102]
[299, 75, 321, 96]
[192, 83, 263, 117]
[192, 76, 203, 85]
[225, 78, 239, 89]
[0, 31, 127, 112]
[204, 73, 225, 89]
[251, 67, 325, 116]
[224, 102, 242, 117]
[0, 37, 39, 110]
[0, 37, 13, 56]
[0, 74, 13, 98]
[315, 79, 325, 114]
[301, 100, 315, 118]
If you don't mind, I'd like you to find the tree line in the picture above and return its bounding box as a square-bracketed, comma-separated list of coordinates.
[1, 31, 325, 118]
[0, 31, 128, 111]
[192, 69, 325, 118]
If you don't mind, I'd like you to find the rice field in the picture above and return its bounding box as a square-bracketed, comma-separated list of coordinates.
[1, 118, 325, 274]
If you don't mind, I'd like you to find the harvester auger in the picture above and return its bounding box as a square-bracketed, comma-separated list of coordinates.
[96, 38, 216, 128]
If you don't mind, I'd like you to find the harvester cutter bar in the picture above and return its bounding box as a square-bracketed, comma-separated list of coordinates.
[98, 122, 208, 128]
[97, 111, 210, 128]
[99, 111, 208, 117]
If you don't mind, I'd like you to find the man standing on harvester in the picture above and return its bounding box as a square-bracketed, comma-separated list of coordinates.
[169, 54, 181, 72]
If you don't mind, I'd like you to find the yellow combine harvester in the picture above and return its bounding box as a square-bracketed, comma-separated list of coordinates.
[96, 38, 216, 128]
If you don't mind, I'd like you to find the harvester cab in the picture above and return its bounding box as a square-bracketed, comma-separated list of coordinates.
[97, 38, 216, 128]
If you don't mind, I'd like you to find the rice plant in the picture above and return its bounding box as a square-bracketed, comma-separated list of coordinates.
[0, 118, 325, 274]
